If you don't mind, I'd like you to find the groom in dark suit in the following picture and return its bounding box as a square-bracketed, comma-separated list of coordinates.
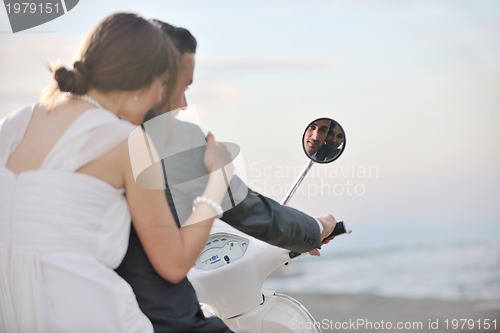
[116, 20, 338, 333]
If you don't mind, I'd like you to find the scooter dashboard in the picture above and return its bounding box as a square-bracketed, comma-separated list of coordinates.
[194, 233, 249, 271]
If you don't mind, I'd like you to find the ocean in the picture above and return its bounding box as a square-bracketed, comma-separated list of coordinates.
[263, 240, 500, 302]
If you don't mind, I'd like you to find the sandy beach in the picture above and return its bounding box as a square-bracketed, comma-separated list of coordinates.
[288, 293, 500, 333]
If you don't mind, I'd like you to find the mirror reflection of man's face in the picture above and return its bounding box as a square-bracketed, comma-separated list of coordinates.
[326, 125, 344, 148]
[304, 119, 331, 156]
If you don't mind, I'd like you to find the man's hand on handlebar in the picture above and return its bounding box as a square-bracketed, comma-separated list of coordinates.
[308, 214, 337, 256]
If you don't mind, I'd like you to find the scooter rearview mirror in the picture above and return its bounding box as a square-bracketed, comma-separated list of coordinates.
[302, 117, 346, 164]
[282, 117, 346, 206]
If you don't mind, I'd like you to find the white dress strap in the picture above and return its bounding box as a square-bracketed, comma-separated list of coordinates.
[0, 105, 137, 172]
[0, 105, 34, 167]
[42, 108, 137, 172]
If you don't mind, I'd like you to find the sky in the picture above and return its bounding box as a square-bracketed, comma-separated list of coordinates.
[1, 0, 499, 252]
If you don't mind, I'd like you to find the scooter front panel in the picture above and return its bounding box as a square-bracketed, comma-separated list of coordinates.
[194, 232, 249, 270]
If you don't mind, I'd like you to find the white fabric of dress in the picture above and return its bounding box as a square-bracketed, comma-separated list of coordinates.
[0, 105, 154, 333]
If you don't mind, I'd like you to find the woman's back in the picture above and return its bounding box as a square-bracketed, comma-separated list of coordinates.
[0, 103, 153, 332]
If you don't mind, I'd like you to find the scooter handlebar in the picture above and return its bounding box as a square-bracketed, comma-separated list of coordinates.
[288, 221, 351, 259]
[325, 220, 351, 239]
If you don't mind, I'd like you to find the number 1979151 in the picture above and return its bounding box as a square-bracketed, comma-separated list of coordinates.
[6, 2, 61, 14]
[444, 319, 496, 331]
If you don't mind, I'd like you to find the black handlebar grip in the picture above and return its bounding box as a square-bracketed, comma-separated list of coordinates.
[326, 220, 351, 239]
[288, 220, 351, 259]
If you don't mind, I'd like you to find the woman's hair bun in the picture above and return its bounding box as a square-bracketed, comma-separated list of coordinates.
[73, 61, 89, 78]
[53, 62, 89, 94]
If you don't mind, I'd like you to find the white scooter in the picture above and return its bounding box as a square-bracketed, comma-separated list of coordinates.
[188, 117, 351, 333]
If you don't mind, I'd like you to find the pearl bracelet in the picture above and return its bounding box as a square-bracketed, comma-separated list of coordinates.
[192, 196, 223, 219]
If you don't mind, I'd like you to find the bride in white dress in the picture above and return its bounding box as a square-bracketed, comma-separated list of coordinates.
[0, 13, 233, 333]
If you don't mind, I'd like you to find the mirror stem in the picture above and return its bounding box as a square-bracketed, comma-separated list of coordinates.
[281, 159, 315, 205]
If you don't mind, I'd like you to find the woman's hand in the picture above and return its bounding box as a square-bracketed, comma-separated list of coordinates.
[204, 132, 234, 178]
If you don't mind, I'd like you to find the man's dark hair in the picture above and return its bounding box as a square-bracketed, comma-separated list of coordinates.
[151, 19, 197, 54]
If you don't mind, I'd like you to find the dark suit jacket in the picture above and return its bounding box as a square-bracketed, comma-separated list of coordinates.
[116, 110, 321, 332]
[316, 143, 340, 162]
